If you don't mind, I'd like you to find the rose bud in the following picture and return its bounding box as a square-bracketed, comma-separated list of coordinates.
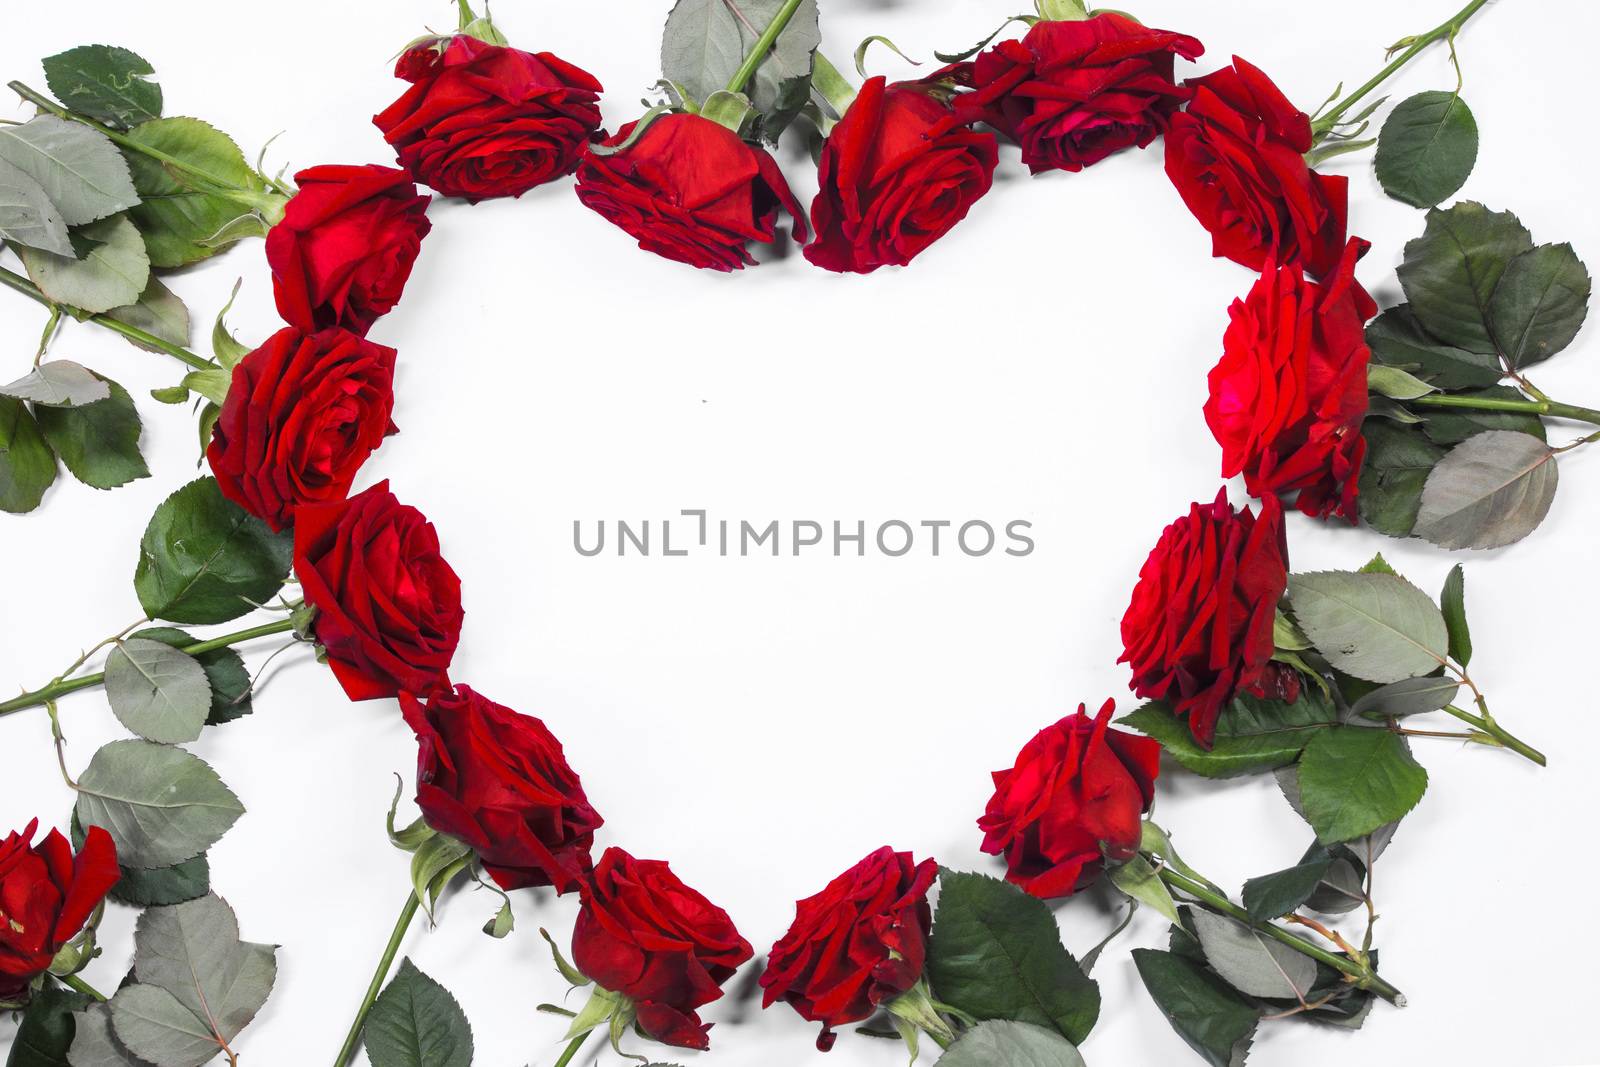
[292, 481, 463, 701]
[1165, 57, 1349, 278]
[959, 14, 1203, 174]
[206, 327, 397, 532]
[266, 164, 432, 336]
[978, 701, 1160, 899]
[760, 847, 939, 1051]
[374, 35, 603, 202]
[1119, 491, 1289, 746]
[571, 847, 753, 1050]
[0, 820, 118, 1006]
[575, 112, 808, 272]
[400, 685, 601, 893]
[1206, 237, 1375, 521]
[805, 75, 998, 274]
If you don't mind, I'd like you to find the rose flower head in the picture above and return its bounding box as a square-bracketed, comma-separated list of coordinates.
[0, 820, 118, 1006]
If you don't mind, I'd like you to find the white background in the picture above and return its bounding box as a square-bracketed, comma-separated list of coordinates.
[2, 1, 1597, 1065]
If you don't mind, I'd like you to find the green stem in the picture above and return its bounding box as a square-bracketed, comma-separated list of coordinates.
[0, 265, 216, 372]
[552, 1030, 591, 1067]
[60, 972, 108, 1003]
[1313, 0, 1494, 136]
[1443, 704, 1546, 766]
[332, 893, 422, 1067]
[0, 619, 297, 719]
[1155, 864, 1406, 1005]
[724, 0, 807, 95]
[1409, 391, 1600, 427]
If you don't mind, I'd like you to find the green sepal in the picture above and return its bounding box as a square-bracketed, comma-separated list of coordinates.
[212, 279, 253, 370]
[1036, 0, 1090, 20]
[699, 90, 756, 136]
[563, 985, 631, 1041]
[541, 928, 591, 988]
[410, 832, 473, 919]
[587, 106, 673, 158]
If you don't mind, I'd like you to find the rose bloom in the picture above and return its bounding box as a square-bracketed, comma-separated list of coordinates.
[575, 112, 807, 271]
[266, 164, 432, 336]
[206, 327, 397, 532]
[806, 75, 997, 274]
[978, 701, 1159, 899]
[573, 847, 753, 1050]
[1119, 491, 1289, 746]
[400, 685, 601, 893]
[760, 847, 938, 1050]
[1165, 57, 1348, 277]
[375, 34, 602, 202]
[292, 480, 463, 701]
[1206, 238, 1375, 521]
[961, 14, 1203, 173]
[0, 820, 118, 1005]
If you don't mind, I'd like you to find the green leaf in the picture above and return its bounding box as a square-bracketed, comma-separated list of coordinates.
[1373, 91, 1477, 208]
[1107, 854, 1180, 924]
[1241, 855, 1334, 921]
[1187, 909, 1317, 1001]
[43, 46, 162, 128]
[1365, 304, 1502, 390]
[364, 959, 475, 1067]
[926, 870, 1099, 1044]
[1414, 430, 1558, 550]
[1132, 949, 1259, 1067]
[660, 0, 821, 141]
[109, 986, 219, 1067]
[8, 986, 90, 1067]
[103, 638, 212, 744]
[134, 476, 293, 625]
[1487, 243, 1591, 368]
[1349, 674, 1460, 719]
[36, 378, 149, 490]
[1440, 564, 1471, 667]
[1367, 363, 1435, 401]
[105, 276, 191, 353]
[134, 627, 253, 725]
[0, 361, 111, 407]
[1296, 728, 1428, 844]
[0, 116, 139, 227]
[0, 155, 72, 255]
[122, 118, 268, 269]
[0, 397, 58, 514]
[1118, 691, 1339, 779]
[1359, 420, 1445, 537]
[110, 853, 210, 908]
[74, 740, 244, 868]
[1421, 386, 1547, 445]
[64, 1003, 150, 1067]
[1287, 571, 1449, 683]
[19, 215, 149, 314]
[933, 1021, 1086, 1067]
[1398, 202, 1533, 354]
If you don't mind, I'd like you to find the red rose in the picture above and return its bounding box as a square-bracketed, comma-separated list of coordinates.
[1165, 57, 1348, 277]
[266, 164, 432, 336]
[374, 35, 603, 202]
[400, 685, 601, 893]
[572, 847, 753, 1050]
[760, 847, 937, 1051]
[292, 481, 463, 701]
[206, 327, 397, 532]
[806, 76, 998, 274]
[1119, 491, 1289, 746]
[1206, 238, 1375, 521]
[0, 820, 118, 1004]
[961, 14, 1203, 174]
[978, 701, 1160, 899]
[575, 112, 807, 272]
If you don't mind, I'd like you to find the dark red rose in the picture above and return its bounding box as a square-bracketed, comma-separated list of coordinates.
[806, 75, 998, 274]
[266, 164, 432, 336]
[1165, 57, 1348, 277]
[573, 847, 753, 1050]
[978, 701, 1159, 899]
[292, 480, 463, 701]
[400, 685, 601, 893]
[0, 820, 118, 1004]
[575, 112, 807, 271]
[1119, 491, 1289, 746]
[1206, 238, 1375, 521]
[206, 327, 397, 532]
[760, 847, 937, 1051]
[960, 14, 1202, 174]
[374, 35, 603, 202]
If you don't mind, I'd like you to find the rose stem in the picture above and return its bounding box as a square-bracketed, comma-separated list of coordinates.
[332, 892, 422, 1067]
[0, 265, 217, 372]
[552, 1031, 592, 1067]
[1441, 703, 1546, 767]
[1407, 392, 1600, 427]
[0, 619, 298, 719]
[60, 973, 108, 1002]
[1312, 0, 1495, 137]
[724, 0, 808, 95]
[1153, 864, 1406, 1005]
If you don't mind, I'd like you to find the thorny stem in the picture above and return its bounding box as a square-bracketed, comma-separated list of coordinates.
[1442, 663, 1547, 766]
[1407, 391, 1600, 427]
[61, 973, 108, 1002]
[332, 893, 422, 1067]
[724, 0, 808, 95]
[0, 265, 217, 372]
